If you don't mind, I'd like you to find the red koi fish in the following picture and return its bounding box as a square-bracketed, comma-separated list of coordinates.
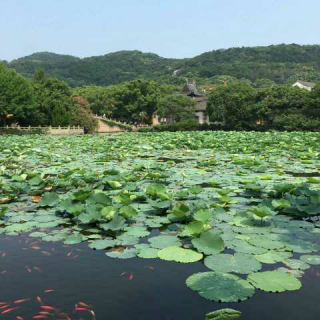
[14, 299, 30, 304]
[1, 307, 19, 314]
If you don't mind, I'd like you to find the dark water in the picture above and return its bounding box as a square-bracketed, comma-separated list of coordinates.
[0, 235, 320, 320]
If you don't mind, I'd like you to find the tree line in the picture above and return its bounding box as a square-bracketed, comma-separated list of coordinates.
[207, 83, 320, 131]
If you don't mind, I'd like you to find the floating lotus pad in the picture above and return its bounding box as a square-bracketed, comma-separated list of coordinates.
[148, 235, 182, 249]
[204, 253, 262, 274]
[191, 230, 225, 255]
[247, 271, 302, 292]
[186, 272, 255, 302]
[205, 308, 242, 320]
[158, 246, 203, 263]
[300, 255, 320, 265]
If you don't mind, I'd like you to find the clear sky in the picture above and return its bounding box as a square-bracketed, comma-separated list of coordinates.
[1, 0, 319, 61]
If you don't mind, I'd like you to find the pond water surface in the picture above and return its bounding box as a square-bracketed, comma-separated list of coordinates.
[1, 234, 320, 320]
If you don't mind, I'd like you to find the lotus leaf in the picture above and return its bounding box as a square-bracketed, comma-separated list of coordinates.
[192, 230, 225, 255]
[186, 272, 255, 302]
[158, 246, 203, 263]
[205, 309, 242, 320]
[247, 271, 301, 292]
[204, 253, 262, 274]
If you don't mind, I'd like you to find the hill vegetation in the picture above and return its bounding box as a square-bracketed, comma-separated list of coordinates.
[6, 44, 320, 87]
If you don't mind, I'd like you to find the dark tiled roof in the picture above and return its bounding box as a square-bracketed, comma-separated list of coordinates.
[181, 83, 204, 97]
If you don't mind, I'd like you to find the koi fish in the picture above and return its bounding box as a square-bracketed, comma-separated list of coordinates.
[2, 253, 6, 258]
[146, 266, 154, 270]
[40, 305, 55, 311]
[75, 308, 90, 312]
[16, 317, 24, 320]
[26, 266, 32, 273]
[129, 273, 133, 281]
[120, 272, 126, 276]
[67, 252, 72, 257]
[0, 305, 10, 309]
[39, 312, 51, 316]
[41, 251, 51, 256]
[1, 307, 19, 314]
[1, 270, 7, 274]
[31, 246, 41, 250]
[44, 289, 54, 293]
[34, 267, 41, 272]
[14, 299, 30, 304]
[33, 316, 48, 319]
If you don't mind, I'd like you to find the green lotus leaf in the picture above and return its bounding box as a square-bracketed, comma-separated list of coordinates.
[255, 251, 293, 264]
[148, 235, 181, 249]
[100, 215, 126, 231]
[247, 271, 301, 292]
[170, 203, 190, 218]
[39, 192, 59, 207]
[29, 231, 48, 238]
[194, 209, 211, 223]
[283, 259, 310, 270]
[124, 226, 150, 238]
[247, 236, 287, 250]
[289, 239, 320, 253]
[116, 234, 139, 246]
[106, 248, 137, 259]
[183, 221, 204, 236]
[300, 255, 320, 265]
[158, 246, 203, 263]
[276, 267, 305, 278]
[88, 239, 117, 250]
[204, 253, 262, 274]
[137, 247, 159, 259]
[108, 181, 122, 189]
[119, 205, 138, 218]
[63, 234, 83, 245]
[205, 309, 242, 320]
[186, 272, 255, 302]
[192, 230, 225, 255]
[101, 206, 117, 220]
[87, 193, 112, 205]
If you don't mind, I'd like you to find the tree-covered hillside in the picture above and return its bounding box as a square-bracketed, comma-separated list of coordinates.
[7, 44, 320, 87]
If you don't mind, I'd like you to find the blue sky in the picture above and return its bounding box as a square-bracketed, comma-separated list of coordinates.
[1, 0, 319, 61]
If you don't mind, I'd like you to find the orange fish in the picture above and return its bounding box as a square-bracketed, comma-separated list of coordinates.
[31, 246, 41, 250]
[40, 306, 55, 311]
[41, 251, 51, 256]
[0, 302, 8, 306]
[1, 307, 19, 314]
[129, 273, 133, 281]
[146, 266, 154, 270]
[34, 267, 41, 272]
[67, 252, 72, 257]
[75, 307, 90, 312]
[44, 289, 54, 293]
[16, 317, 24, 320]
[33, 316, 48, 319]
[0, 304, 10, 309]
[39, 312, 51, 316]
[14, 299, 30, 304]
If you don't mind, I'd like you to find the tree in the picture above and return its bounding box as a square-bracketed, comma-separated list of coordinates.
[207, 83, 259, 130]
[32, 71, 73, 125]
[0, 62, 36, 126]
[157, 94, 195, 123]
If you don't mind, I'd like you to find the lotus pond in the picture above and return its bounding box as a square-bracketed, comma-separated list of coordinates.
[1, 131, 320, 320]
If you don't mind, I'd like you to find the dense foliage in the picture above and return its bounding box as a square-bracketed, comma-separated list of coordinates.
[7, 44, 320, 87]
[207, 83, 320, 131]
[0, 64, 97, 132]
[1, 131, 320, 317]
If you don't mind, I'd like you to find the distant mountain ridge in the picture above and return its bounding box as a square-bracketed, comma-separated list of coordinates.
[6, 44, 320, 87]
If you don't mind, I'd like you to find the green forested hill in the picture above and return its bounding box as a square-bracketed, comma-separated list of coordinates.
[7, 44, 320, 87]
